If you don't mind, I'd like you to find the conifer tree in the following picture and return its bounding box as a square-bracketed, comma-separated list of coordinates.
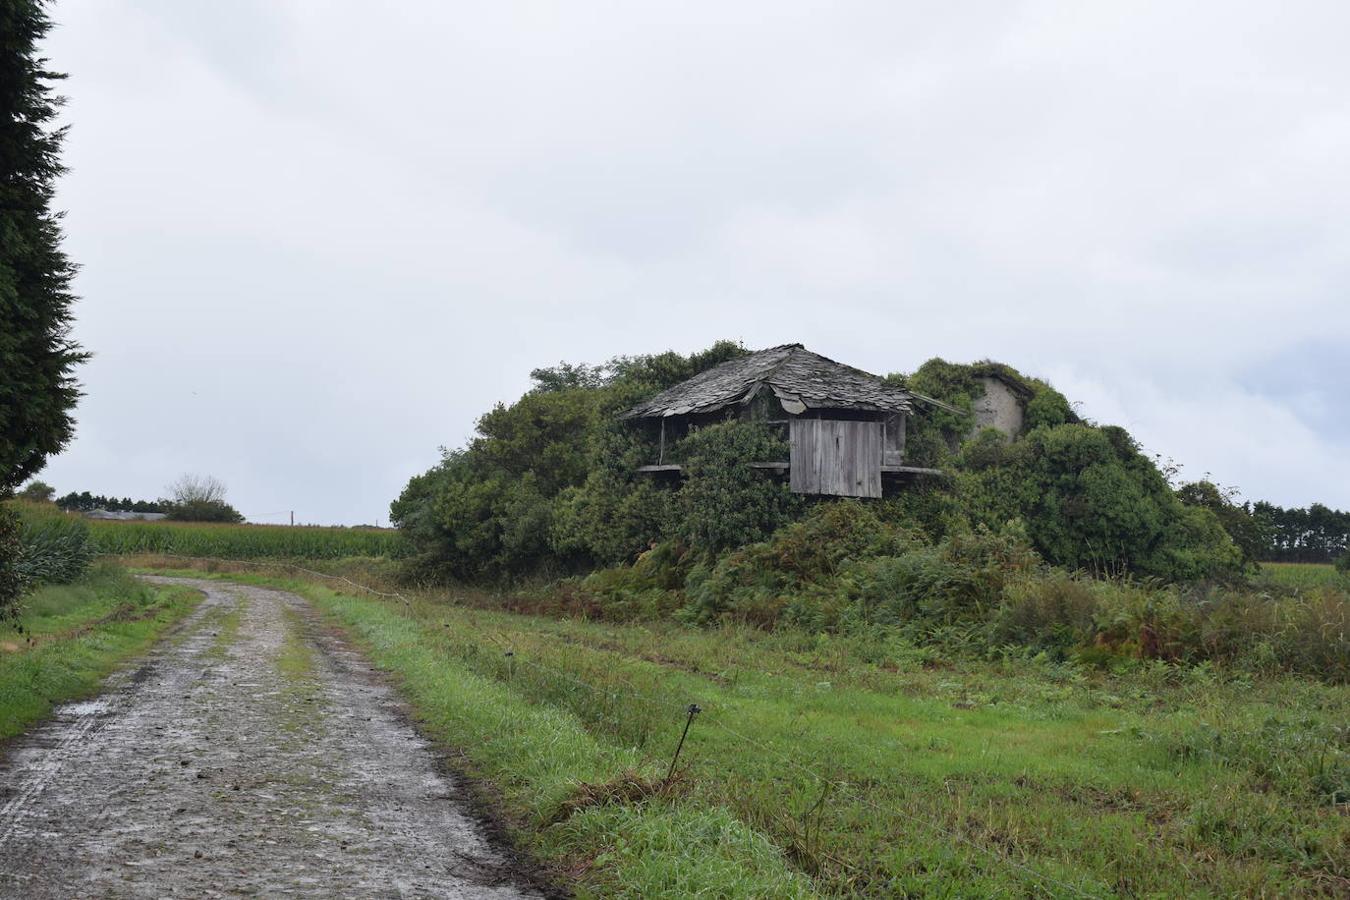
[1, 0, 86, 614]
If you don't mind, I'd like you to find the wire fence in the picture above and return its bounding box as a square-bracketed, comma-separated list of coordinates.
[135, 552, 1107, 899]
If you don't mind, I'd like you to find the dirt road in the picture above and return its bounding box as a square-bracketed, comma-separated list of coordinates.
[0, 577, 550, 899]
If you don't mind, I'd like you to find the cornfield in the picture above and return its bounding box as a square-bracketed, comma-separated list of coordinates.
[1262, 562, 1344, 590]
[10, 501, 96, 584]
[86, 518, 409, 560]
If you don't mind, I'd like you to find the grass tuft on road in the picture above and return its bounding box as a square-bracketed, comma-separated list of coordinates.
[0, 565, 201, 740]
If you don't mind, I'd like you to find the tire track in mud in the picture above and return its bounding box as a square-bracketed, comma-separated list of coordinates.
[0, 577, 550, 899]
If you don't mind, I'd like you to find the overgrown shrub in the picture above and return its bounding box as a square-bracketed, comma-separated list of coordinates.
[683, 504, 1039, 632]
[954, 423, 1242, 581]
[570, 541, 690, 621]
[845, 525, 1041, 631]
[0, 506, 24, 620]
[1176, 480, 1270, 567]
[682, 501, 915, 625]
[391, 341, 749, 582]
[990, 570, 1100, 652]
[1023, 386, 1074, 430]
[556, 496, 1349, 679]
[1337, 553, 1350, 576]
[674, 422, 801, 559]
[552, 472, 675, 568]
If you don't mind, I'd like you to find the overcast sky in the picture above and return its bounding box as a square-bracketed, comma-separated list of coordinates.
[35, 1, 1350, 524]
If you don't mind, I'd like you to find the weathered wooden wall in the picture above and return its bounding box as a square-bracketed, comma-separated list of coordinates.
[882, 413, 906, 466]
[789, 418, 882, 498]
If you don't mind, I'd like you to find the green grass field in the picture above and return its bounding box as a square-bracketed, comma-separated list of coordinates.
[145, 567, 1349, 898]
[1261, 562, 1345, 590]
[87, 518, 408, 560]
[0, 565, 200, 740]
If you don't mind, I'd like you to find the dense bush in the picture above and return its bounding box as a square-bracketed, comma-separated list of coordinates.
[672, 422, 801, 559]
[1175, 481, 1268, 565]
[953, 424, 1241, 581]
[1022, 386, 1075, 430]
[391, 342, 752, 581]
[1336, 553, 1350, 576]
[842, 526, 1039, 631]
[0, 507, 24, 620]
[680, 503, 1041, 632]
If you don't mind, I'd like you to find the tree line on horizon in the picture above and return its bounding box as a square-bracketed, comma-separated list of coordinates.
[1250, 501, 1350, 564]
[16, 476, 243, 524]
[54, 490, 167, 514]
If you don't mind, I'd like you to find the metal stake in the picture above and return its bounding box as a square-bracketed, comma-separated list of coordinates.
[666, 704, 702, 781]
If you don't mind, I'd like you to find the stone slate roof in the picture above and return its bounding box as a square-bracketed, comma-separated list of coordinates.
[622, 344, 913, 419]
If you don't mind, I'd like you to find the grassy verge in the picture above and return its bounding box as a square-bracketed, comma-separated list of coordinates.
[140, 566, 1350, 898]
[0, 564, 201, 740]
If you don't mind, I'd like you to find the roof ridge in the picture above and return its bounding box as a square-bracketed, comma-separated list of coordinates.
[760, 344, 806, 382]
[772, 344, 884, 384]
[621, 342, 911, 419]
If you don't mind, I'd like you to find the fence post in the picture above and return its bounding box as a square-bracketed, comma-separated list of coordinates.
[666, 704, 702, 781]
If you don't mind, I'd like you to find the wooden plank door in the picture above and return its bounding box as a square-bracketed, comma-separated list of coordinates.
[789, 419, 882, 498]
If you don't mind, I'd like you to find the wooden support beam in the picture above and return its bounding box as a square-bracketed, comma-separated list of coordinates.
[880, 465, 946, 476]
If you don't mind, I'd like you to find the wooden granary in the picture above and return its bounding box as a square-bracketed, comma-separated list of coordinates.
[622, 344, 945, 498]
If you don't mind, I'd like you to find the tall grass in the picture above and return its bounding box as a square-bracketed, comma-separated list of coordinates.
[87, 518, 408, 560]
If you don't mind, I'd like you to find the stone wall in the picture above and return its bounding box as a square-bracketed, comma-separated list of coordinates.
[970, 376, 1024, 439]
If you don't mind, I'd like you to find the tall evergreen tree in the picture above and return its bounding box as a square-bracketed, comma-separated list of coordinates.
[1, 0, 86, 614]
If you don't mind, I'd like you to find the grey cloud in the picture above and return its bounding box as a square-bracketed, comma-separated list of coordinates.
[35, 0, 1350, 521]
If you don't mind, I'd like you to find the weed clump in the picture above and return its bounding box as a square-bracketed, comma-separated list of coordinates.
[551, 770, 687, 824]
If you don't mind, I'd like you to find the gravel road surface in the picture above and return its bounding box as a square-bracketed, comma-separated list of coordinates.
[0, 577, 549, 899]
